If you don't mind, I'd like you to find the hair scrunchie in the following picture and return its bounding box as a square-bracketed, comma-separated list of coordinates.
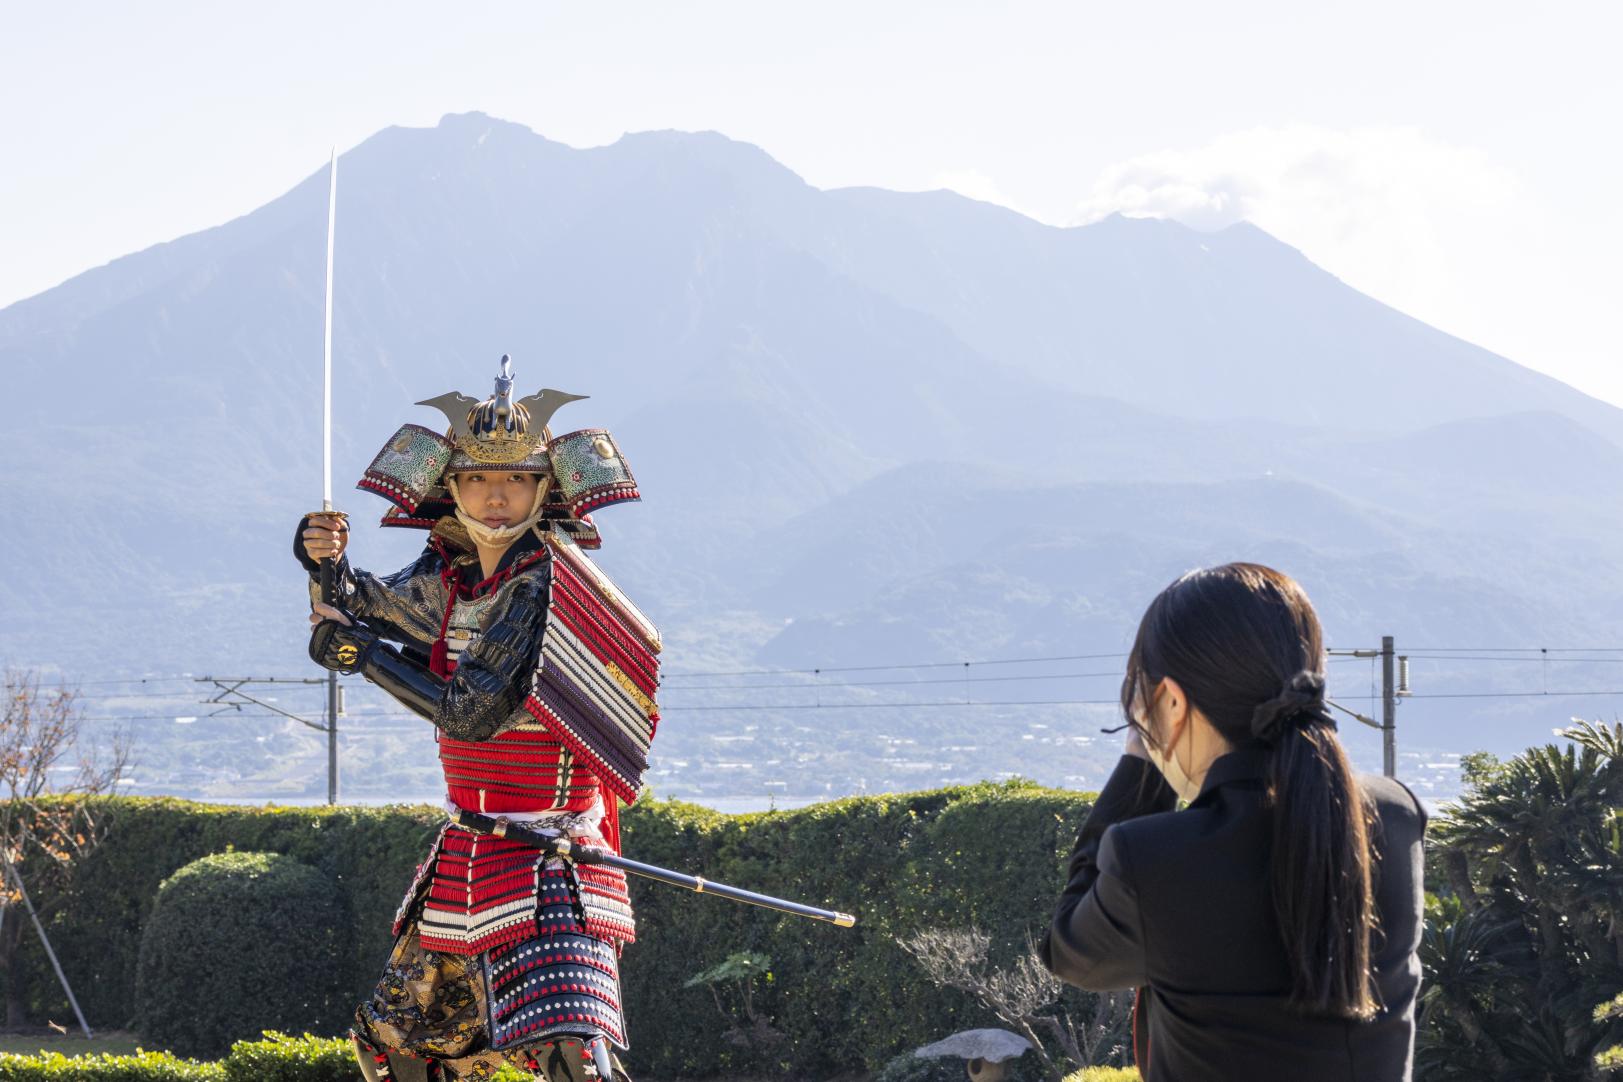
[1250, 671, 1334, 743]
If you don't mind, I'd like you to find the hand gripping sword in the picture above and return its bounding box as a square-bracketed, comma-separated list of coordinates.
[453, 809, 857, 928]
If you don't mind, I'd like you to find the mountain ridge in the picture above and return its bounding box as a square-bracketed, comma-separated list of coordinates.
[3, 111, 1618, 805]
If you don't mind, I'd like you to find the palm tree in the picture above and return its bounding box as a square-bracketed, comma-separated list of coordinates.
[1424, 721, 1623, 1079]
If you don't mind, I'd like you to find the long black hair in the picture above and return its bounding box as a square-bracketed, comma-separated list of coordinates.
[1119, 562, 1379, 1020]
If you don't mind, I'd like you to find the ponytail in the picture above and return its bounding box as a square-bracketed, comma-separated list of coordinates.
[1268, 713, 1379, 1019]
[1121, 563, 1382, 1020]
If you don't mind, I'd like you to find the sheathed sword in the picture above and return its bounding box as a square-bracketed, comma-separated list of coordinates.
[453, 809, 857, 928]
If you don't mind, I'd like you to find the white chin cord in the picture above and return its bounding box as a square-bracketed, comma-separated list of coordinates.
[446, 475, 550, 548]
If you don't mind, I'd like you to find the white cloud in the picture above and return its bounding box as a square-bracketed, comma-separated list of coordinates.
[930, 169, 1023, 212]
[1071, 125, 1527, 350]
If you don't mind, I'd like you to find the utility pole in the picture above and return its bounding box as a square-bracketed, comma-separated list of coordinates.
[1380, 635, 1397, 779]
[327, 674, 340, 804]
[197, 677, 342, 799]
[1326, 637, 1400, 779]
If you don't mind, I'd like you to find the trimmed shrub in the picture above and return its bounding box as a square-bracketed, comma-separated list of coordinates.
[4, 786, 1105, 1078]
[5, 799, 443, 1032]
[0, 1049, 225, 1082]
[135, 854, 350, 1059]
[218, 1034, 355, 1082]
[0, 1035, 359, 1082]
[618, 781, 1094, 1077]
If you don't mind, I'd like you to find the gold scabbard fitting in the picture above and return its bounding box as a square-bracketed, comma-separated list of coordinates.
[493, 817, 509, 838]
[693, 875, 706, 894]
[834, 912, 857, 928]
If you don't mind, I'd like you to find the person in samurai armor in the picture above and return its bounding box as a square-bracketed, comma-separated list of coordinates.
[296, 355, 660, 1082]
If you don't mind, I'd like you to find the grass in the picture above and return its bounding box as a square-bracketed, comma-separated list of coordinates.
[0, 1030, 145, 1057]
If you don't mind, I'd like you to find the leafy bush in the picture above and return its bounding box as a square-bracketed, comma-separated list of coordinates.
[0, 1049, 224, 1082]
[1419, 721, 1623, 1078]
[0, 1034, 358, 1082]
[619, 780, 1106, 1077]
[2, 784, 1102, 1078]
[7, 799, 444, 1032]
[135, 854, 350, 1059]
[218, 1034, 356, 1082]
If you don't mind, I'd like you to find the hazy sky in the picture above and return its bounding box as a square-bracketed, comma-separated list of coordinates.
[5, 1, 1620, 406]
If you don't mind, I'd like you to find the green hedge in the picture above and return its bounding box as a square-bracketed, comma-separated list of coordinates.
[3, 784, 1098, 1077]
[136, 853, 350, 1058]
[619, 784, 1087, 1077]
[4, 799, 443, 1030]
[0, 1034, 355, 1082]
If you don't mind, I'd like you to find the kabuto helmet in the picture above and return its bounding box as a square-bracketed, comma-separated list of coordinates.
[356, 354, 639, 550]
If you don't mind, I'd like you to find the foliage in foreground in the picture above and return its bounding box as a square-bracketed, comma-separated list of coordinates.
[0, 1033, 354, 1082]
[1419, 720, 1623, 1080]
[0, 782, 1098, 1077]
[135, 853, 350, 1059]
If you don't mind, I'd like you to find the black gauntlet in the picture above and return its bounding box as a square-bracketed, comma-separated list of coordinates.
[310, 618, 452, 720]
[308, 620, 378, 675]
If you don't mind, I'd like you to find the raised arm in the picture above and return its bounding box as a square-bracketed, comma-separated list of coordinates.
[294, 513, 445, 648]
[1040, 755, 1176, 990]
[309, 575, 548, 743]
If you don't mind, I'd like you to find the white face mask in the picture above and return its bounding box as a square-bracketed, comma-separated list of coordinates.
[1144, 715, 1202, 803]
[446, 475, 550, 549]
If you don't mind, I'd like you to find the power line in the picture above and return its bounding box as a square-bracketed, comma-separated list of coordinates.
[1403, 655, 1623, 664]
[661, 670, 1126, 692]
[1404, 647, 1623, 654]
[1407, 690, 1623, 700]
[660, 652, 1130, 679]
[660, 698, 1125, 712]
[37, 676, 198, 688]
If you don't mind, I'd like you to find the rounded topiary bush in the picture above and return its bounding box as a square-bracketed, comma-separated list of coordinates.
[134, 851, 350, 1058]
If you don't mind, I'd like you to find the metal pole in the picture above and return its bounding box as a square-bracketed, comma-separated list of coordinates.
[1381, 635, 1396, 778]
[1, 856, 91, 1038]
[326, 675, 339, 804]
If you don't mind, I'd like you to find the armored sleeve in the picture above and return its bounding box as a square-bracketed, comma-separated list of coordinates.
[355, 572, 547, 743]
[294, 515, 445, 649]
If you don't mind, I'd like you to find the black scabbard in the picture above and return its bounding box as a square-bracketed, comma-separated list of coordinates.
[453, 809, 856, 928]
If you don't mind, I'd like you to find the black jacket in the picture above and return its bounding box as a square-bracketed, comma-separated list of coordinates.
[1041, 750, 1426, 1082]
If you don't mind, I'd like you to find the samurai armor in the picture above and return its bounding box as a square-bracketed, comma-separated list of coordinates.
[547, 429, 640, 519]
[522, 543, 660, 805]
[360, 424, 456, 514]
[485, 870, 629, 1051]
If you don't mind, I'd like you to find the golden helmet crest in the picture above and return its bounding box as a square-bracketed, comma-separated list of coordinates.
[416, 354, 586, 471]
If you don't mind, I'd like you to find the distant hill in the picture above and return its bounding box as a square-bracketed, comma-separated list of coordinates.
[3, 111, 1620, 807]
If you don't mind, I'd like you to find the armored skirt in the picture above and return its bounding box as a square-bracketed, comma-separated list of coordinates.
[354, 787, 633, 1080]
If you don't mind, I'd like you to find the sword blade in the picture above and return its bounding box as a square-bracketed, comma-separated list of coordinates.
[322, 146, 337, 512]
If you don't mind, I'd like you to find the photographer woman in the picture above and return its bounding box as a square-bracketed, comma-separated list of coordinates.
[1041, 563, 1426, 1081]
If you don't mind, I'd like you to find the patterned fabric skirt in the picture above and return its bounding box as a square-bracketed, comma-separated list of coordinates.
[355, 890, 627, 1081]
